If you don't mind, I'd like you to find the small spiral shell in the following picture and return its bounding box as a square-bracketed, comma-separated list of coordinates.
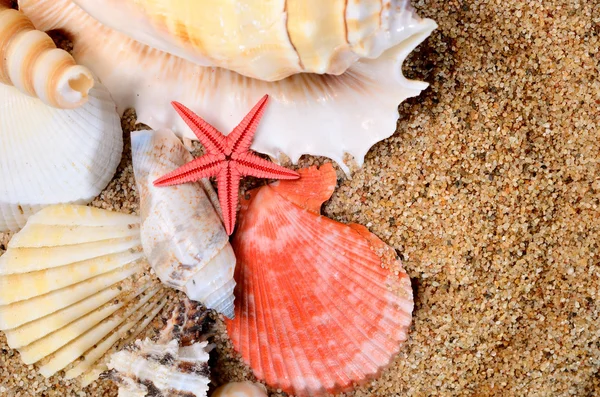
[0, 3, 93, 108]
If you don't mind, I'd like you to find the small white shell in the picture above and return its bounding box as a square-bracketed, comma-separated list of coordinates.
[0, 3, 93, 108]
[0, 80, 123, 232]
[105, 299, 212, 397]
[0, 205, 166, 382]
[212, 382, 268, 397]
[131, 129, 236, 318]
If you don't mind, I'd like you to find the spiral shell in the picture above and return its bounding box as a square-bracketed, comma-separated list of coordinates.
[0, 3, 93, 108]
[132, 129, 237, 318]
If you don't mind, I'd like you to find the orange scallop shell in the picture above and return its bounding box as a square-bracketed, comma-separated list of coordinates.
[226, 164, 413, 397]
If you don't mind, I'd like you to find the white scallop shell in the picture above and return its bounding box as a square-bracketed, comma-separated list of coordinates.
[105, 299, 212, 397]
[19, 0, 436, 174]
[131, 129, 236, 318]
[0, 80, 123, 232]
[0, 205, 167, 382]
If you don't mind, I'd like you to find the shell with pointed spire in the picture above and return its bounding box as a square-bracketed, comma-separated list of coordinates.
[226, 164, 414, 397]
[104, 298, 212, 397]
[0, 205, 167, 384]
[19, 0, 436, 174]
[0, 79, 123, 233]
[131, 129, 237, 318]
[0, 3, 93, 108]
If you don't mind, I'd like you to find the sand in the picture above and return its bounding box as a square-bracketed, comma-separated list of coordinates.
[1, 0, 599, 395]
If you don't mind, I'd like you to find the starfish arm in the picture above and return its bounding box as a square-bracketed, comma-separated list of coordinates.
[232, 152, 300, 180]
[216, 164, 241, 235]
[226, 94, 269, 155]
[171, 101, 228, 155]
[153, 154, 224, 187]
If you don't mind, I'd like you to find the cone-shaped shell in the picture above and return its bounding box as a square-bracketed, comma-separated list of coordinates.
[131, 129, 236, 318]
[226, 164, 413, 397]
[73, 0, 430, 82]
[19, 0, 436, 173]
[0, 205, 167, 383]
[0, 3, 93, 108]
[104, 299, 212, 397]
[0, 80, 123, 232]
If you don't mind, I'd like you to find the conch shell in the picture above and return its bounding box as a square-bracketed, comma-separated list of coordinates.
[19, 0, 437, 173]
[74, 0, 431, 81]
[131, 129, 237, 318]
[0, 2, 93, 108]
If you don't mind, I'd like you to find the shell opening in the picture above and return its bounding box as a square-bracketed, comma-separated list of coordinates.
[68, 72, 93, 96]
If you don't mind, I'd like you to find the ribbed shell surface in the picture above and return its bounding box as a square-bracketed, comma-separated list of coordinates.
[226, 165, 414, 396]
[0, 81, 122, 232]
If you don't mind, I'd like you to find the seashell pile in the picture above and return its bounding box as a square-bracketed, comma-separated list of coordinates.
[0, 79, 123, 232]
[0, 0, 436, 394]
[227, 164, 414, 396]
[20, 0, 437, 173]
[104, 298, 213, 397]
[0, 205, 167, 384]
[132, 129, 237, 318]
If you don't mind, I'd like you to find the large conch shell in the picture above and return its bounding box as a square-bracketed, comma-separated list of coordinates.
[0, 80, 123, 232]
[19, 0, 437, 173]
[227, 164, 414, 397]
[74, 0, 431, 82]
[0, 2, 93, 108]
[104, 298, 212, 397]
[0, 205, 168, 384]
[131, 129, 236, 318]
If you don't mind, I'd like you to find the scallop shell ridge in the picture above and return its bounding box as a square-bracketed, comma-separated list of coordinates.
[0, 205, 167, 383]
[227, 164, 414, 396]
[0, 80, 123, 232]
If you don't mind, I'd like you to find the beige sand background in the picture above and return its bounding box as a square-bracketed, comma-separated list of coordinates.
[1, 0, 599, 395]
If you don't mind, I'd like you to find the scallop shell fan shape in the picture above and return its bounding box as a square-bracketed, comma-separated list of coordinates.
[0, 205, 167, 385]
[227, 164, 414, 397]
[0, 81, 122, 232]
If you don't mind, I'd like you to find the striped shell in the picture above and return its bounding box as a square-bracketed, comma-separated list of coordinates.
[0, 3, 93, 108]
[226, 164, 414, 396]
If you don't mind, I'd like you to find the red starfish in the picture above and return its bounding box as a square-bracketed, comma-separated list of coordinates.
[154, 95, 300, 235]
